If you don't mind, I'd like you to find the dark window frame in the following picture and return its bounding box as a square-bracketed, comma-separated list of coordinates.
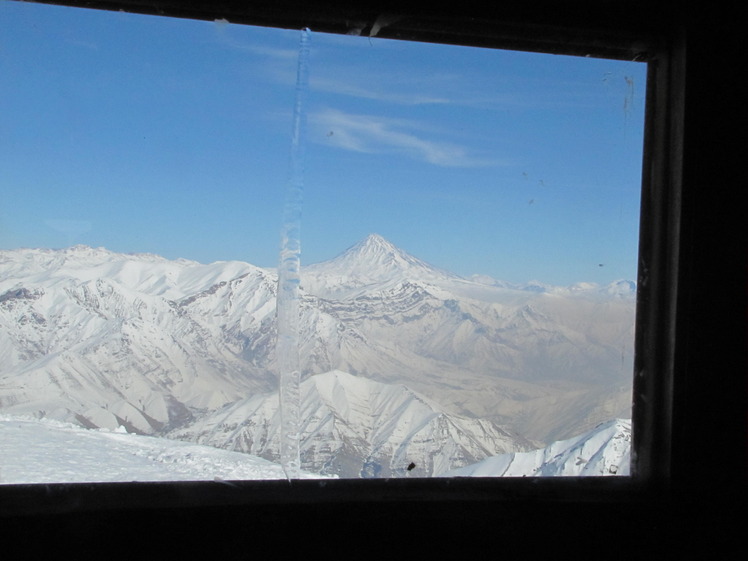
[1, 1, 745, 554]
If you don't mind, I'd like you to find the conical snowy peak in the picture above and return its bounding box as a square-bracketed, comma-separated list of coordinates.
[334, 233, 429, 270]
[347, 233, 402, 258]
[302, 234, 459, 299]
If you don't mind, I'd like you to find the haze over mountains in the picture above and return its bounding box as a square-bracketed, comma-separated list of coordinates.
[0, 235, 635, 477]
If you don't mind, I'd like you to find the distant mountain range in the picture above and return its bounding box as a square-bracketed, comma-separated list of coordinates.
[0, 235, 636, 477]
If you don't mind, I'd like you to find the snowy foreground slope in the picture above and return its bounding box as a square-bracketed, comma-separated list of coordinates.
[0, 415, 326, 483]
[1, 236, 636, 476]
[0, 415, 630, 483]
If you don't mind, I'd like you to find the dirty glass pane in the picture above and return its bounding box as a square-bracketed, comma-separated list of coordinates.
[0, 1, 644, 481]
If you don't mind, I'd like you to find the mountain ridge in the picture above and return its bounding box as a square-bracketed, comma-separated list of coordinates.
[170, 369, 535, 478]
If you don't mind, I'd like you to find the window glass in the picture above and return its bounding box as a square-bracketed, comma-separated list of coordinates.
[0, 1, 645, 481]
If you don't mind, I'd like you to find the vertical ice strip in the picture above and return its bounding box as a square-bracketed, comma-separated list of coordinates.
[276, 28, 311, 480]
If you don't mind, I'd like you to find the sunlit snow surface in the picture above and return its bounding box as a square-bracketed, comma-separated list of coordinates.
[443, 418, 630, 477]
[0, 415, 328, 483]
[1, 415, 629, 483]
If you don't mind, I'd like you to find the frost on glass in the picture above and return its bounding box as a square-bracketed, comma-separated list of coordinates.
[276, 28, 311, 480]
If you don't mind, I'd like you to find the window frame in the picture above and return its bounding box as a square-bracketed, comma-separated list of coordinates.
[1, 1, 745, 548]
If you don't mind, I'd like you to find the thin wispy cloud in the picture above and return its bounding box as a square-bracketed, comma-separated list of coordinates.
[309, 70, 585, 112]
[311, 75, 451, 105]
[310, 108, 503, 167]
[310, 61, 639, 112]
[211, 24, 299, 61]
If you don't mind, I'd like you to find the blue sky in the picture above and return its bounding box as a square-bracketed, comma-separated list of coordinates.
[0, 1, 647, 286]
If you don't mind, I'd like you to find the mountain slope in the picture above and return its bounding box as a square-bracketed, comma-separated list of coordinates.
[0, 247, 278, 433]
[169, 370, 534, 478]
[0, 414, 326, 483]
[443, 418, 631, 477]
[302, 233, 461, 300]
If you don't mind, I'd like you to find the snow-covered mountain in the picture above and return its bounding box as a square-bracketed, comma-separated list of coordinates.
[302, 233, 461, 299]
[300, 234, 635, 442]
[443, 418, 631, 477]
[0, 246, 279, 433]
[1, 236, 636, 475]
[170, 370, 534, 478]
